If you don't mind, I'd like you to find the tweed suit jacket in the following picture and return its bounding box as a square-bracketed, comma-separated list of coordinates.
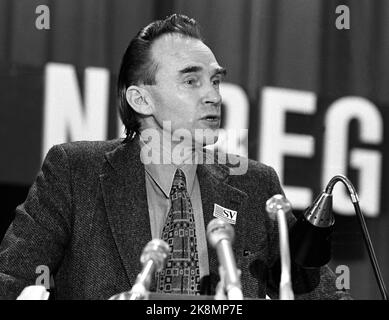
[0, 138, 350, 300]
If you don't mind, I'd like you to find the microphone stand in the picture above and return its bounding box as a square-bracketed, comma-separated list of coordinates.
[207, 218, 244, 300]
[325, 175, 388, 300]
[276, 205, 294, 300]
[109, 239, 170, 300]
[266, 195, 294, 300]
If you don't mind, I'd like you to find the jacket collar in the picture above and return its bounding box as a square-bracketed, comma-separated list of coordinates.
[100, 138, 149, 287]
[196, 157, 249, 286]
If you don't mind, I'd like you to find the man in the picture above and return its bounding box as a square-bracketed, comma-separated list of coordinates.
[0, 14, 350, 300]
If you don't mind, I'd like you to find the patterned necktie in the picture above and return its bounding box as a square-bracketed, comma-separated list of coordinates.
[156, 168, 200, 295]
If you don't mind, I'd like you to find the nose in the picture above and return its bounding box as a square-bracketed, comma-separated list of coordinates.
[202, 83, 222, 106]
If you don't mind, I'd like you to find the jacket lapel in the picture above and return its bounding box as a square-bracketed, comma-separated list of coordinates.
[197, 160, 249, 283]
[99, 139, 151, 286]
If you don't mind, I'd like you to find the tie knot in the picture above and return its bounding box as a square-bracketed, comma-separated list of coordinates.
[171, 168, 187, 192]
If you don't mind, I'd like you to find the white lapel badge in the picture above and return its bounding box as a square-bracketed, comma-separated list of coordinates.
[213, 204, 238, 225]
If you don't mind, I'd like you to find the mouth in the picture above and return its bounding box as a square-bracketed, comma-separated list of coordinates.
[201, 115, 221, 122]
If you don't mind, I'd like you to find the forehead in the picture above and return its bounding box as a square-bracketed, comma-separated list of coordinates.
[150, 34, 220, 75]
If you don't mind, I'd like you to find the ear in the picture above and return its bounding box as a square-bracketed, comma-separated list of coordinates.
[125, 85, 154, 116]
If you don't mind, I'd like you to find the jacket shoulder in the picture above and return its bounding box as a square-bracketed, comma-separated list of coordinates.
[56, 139, 123, 155]
[216, 150, 276, 177]
[45, 139, 124, 173]
[48, 139, 122, 161]
[246, 158, 277, 176]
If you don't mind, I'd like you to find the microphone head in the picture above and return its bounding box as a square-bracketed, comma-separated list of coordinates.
[289, 192, 335, 267]
[304, 192, 334, 227]
[206, 218, 235, 248]
[17, 285, 50, 300]
[266, 194, 292, 220]
[140, 239, 170, 272]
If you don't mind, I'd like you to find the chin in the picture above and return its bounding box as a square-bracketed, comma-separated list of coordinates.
[199, 129, 219, 147]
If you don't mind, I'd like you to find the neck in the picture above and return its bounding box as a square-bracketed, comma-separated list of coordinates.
[139, 127, 203, 166]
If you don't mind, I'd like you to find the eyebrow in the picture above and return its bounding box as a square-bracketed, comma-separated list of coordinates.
[178, 65, 227, 77]
[214, 67, 227, 77]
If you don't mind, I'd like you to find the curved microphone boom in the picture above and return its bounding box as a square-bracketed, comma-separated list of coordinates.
[266, 194, 294, 300]
[207, 218, 243, 300]
[109, 239, 170, 300]
[290, 174, 388, 300]
[327, 175, 388, 300]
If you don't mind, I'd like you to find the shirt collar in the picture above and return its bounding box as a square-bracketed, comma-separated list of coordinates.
[139, 138, 197, 198]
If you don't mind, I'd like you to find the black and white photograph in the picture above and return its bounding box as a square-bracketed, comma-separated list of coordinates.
[0, 0, 388, 308]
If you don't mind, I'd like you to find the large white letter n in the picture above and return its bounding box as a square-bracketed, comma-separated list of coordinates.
[42, 63, 109, 159]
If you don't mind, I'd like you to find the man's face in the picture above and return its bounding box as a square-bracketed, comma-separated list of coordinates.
[145, 33, 224, 147]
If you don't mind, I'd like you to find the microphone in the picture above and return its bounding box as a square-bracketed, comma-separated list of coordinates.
[206, 218, 243, 300]
[266, 194, 294, 300]
[109, 239, 170, 300]
[289, 174, 388, 300]
[289, 190, 335, 268]
[16, 285, 50, 300]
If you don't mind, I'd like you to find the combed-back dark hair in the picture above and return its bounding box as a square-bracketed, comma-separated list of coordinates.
[117, 14, 203, 141]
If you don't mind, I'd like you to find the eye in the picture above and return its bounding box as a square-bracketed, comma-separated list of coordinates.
[184, 78, 199, 87]
[212, 75, 223, 87]
[212, 78, 221, 86]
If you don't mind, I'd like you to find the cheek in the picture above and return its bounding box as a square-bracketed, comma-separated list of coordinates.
[175, 91, 200, 118]
[152, 89, 177, 119]
[167, 96, 197, 121]
[152, 85, 200, 125]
